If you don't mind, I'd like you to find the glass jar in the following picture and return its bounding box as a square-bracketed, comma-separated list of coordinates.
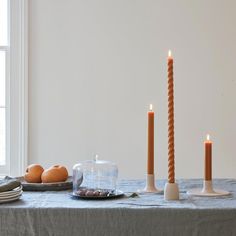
[73, 156, 118, 195]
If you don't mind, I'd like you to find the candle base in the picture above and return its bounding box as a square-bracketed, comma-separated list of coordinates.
[139, 174, 162, 193]
[164, 182, 179, 200]
[187, 180, 230, 197]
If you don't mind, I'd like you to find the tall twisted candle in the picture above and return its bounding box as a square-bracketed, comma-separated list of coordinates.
[167, 50, 175, 184]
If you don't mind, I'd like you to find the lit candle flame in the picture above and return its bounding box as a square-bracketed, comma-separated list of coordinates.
[149, 104, 153, 111]
[168, 50, 172, 57]
[206, 134, 210, 141]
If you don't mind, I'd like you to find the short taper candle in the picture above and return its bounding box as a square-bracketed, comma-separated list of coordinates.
[205, 134, 212, 181]
[147, 104, 154, 175]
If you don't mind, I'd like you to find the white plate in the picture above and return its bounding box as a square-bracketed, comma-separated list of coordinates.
[0, 194, 22, 203]
[0, 186, 22, 197]
[0, 190, 23, 200]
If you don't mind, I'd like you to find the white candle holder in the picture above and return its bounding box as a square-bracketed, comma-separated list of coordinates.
[139, 174, 162, 193]
[164, 182, 179, 200]
[187, 180, 230, 197]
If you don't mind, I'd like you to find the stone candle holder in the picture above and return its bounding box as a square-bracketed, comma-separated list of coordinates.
[138, 174, 162, 193]
[187, 180, 230, 197]
[164, 182, 179, 200]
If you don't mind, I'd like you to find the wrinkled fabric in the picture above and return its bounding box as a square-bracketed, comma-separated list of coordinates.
[0, 179, 236, 236]
[0, 177, 21, 192]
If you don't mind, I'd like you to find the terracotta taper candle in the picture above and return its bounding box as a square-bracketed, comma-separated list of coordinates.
[139, 104, 162, 193]
[164, 50, 179, 200]
[205, 134, 212, 181]
[147, 104, 154, 175]
[187, 134, 229, 197]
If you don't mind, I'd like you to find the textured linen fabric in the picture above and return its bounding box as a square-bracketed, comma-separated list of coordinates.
[0, 177, 21, 192]
[0, 179, 236, 236]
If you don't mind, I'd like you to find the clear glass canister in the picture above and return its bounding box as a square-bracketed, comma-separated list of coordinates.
[73, 157, 118, 194]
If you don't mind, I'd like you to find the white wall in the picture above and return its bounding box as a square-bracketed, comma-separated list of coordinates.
[29, 0, 236, 179]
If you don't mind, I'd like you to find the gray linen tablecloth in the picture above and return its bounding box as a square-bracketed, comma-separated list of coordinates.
[0, 179, 236, 236]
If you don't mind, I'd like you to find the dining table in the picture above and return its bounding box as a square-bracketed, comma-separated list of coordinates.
[0, 179, 236, 236]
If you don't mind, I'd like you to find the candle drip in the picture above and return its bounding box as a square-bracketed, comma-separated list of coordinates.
[168, 57, 175, 184]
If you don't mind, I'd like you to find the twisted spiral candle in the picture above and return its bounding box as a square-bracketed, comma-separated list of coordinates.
[167, 50, 175, 184]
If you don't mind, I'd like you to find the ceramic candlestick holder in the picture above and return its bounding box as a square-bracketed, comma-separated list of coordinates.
[139, 174, 162, 193]
[187, 180, 230, 197]
[164, 182, 179, 200]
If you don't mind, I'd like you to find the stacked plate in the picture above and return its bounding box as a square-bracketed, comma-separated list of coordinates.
[0, 186, 23, 203]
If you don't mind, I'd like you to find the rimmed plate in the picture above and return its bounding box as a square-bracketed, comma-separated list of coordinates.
[0, 190, 23, 200]
[0, 194, 22, 204]
[16, 176, 73, 191]
[70, 190, 124, 200]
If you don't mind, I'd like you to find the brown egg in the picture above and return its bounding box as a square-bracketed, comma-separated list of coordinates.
[41, 165, 68, 183]
[24, 164, 44, 183]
